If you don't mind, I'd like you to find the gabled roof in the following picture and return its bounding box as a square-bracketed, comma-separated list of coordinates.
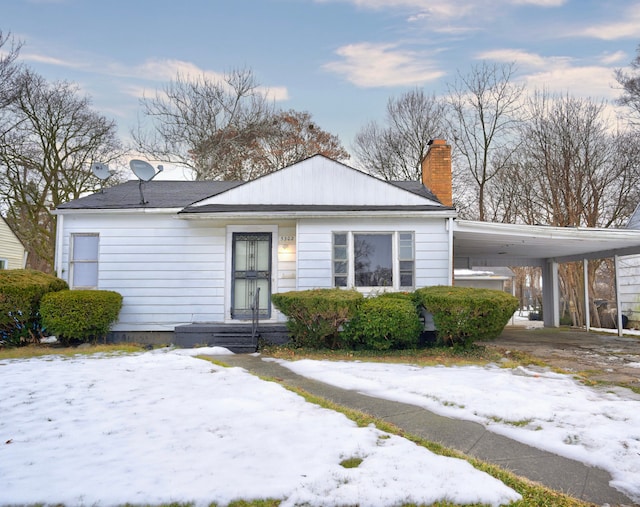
[182, 155, 450, 214]
[56, 155, 452, 213]
[627, 202, 640, 230]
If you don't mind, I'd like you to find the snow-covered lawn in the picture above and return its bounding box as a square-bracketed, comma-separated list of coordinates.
[0, 348, 520, 507]
[277, 358, 640, 504]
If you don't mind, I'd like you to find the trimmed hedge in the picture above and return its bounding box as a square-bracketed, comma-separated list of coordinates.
[343, 294, 422, 350]
[0, 270, 68, 346]
[272, 288, 363, 349]
[40, 290, 123, 345]
[414, 285, 519, 347]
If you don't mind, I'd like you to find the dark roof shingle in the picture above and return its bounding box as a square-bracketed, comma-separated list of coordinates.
[57, 180, 244, 210]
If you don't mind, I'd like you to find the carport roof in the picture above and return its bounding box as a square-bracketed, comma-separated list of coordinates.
[453, 220, 640, 268]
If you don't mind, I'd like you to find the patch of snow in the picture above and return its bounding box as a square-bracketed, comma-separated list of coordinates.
[0, 351, 520, 506]
[279, 359, 640, 503]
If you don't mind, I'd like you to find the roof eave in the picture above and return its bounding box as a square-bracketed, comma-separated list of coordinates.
[177, 209, 458, 220]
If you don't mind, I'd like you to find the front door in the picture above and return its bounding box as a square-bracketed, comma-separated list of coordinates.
[231, 232, 271, 319]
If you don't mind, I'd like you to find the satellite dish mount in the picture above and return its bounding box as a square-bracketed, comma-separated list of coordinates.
[129, 159, 164, 204]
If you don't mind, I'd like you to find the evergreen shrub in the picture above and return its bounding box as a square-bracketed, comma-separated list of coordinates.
[40, 290, 123, 345]
[414, 285, 519, 347]
[0, 270, 68, 346]
[343, 295, 423, 350]
[271, 288, 363, 349]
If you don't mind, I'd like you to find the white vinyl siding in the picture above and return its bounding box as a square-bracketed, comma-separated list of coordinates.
[0, 217, 26, 269]
[59, 214, 297, 331]
[618, 254, 640, 325]
[63, 214, 227, 331]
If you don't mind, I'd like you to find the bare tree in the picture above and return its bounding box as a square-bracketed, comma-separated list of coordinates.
[616, 44, 640, 124]
[0, 69, 123, 272]
[353, 89, 447, 181]
[517, 91, 640, 228]
[511, 91, 640, 326]
[251, 109, 349, 175]
[0, 30, 22, 109]
[134, 69, 349, 181]
[133, 68, 276, 181]
[446, 62, 524, 220]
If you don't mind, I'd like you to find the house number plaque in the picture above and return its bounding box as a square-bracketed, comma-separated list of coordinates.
[279, 235, 295, 243]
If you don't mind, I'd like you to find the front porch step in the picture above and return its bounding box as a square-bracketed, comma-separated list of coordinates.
[173, 323, 289, 352]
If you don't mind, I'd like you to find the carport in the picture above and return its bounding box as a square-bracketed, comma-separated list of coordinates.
[452, 219, 640, 335]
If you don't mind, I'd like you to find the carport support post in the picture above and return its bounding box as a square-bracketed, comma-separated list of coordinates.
[583, 259, 591, 332]
[542, 259, 560, 327]
[615, 255, 623, 337]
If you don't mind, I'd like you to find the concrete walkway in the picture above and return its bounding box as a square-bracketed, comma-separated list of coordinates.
[210, 353, 636, 507]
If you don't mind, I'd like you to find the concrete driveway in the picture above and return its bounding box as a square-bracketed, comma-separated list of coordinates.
[487, 327, 640, 390]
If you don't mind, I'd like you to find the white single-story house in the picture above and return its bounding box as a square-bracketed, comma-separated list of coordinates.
[0, 215, 27, 270]
[54, 140, 640, 346]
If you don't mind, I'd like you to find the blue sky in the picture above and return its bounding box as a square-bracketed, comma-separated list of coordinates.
[2, 0, 640, 161]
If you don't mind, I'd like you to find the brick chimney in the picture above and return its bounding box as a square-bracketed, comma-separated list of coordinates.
[421, 139, 452, 207]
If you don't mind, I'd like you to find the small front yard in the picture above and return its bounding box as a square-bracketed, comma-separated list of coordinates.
[1, 343, 637, 506]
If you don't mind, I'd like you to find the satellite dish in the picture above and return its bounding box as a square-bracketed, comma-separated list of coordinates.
[129, 159, 164, 204]
[92, 162, 112, 181]
[130, 159, 159, 182]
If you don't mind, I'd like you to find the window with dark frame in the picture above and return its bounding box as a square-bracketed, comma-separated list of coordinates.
[332, 231, 414, 289]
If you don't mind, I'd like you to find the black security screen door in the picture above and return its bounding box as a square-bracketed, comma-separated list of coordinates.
[231, 232, 271, 319]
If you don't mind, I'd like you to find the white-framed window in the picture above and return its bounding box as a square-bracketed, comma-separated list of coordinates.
[398, 232, 415, 288]
[0, 258, 7, 270]
[332, 231, 415, 290]
[70, 233, 99, 289]
[333, 233, 348, 287]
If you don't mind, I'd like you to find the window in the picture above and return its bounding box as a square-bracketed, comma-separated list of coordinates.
[354, 234, 392, 287]
[332, 231, 414, 290]
[71, 234, 99, 288]
[399, 232, 415, 288]
[333, 233, 348, 287]
[0, 259, 6, 270]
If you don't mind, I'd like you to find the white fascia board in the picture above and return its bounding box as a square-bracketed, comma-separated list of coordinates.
[454, 219, 640, 240]
[176, 210, 458, 220]
[54, 208, 183, 216]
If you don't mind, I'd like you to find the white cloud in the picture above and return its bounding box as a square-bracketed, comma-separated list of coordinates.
[599, 50, 628, 65]
[523, 65, 618, 100]
[573, 4, 640, 40]
[478, 48, 621, 100]
[510, 0, 565, 6]
[20, 51, 85, 69]
[323, 42, 445, 87]
[318, 0, 564, 20]
[476, 49, 549, 68]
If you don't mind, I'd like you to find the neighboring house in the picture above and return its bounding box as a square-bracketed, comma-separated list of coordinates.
[54, 143, 456, 346]
[454, 267, 514, 292]
[0, 216, 27, 270]
[618, 203, 640, 328]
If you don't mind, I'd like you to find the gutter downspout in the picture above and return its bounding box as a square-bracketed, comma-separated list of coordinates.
[54, 214, 64, 279]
